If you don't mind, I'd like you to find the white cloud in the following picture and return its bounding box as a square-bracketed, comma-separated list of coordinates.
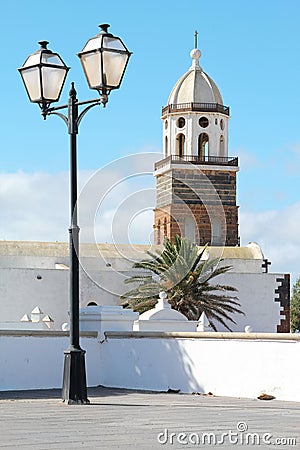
[0, 170, 93, 242]
[240, 202, 300, 282]
[0, 167, 156, 245]
[284, 143, 300, 175]
[291, 143, 300, 156]
[232, 148, 261, 169]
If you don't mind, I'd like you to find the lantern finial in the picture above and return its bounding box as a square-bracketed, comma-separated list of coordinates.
[99, 24, 110, 34]
[38, 41, 49, 50]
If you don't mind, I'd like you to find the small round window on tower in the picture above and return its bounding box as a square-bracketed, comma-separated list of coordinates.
[177, 117, 185, 128]
[220, 119, 224, 130]
[199, 116, 209, 128]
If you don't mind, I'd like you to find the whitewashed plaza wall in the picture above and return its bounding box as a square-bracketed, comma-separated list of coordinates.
[0, 331, 99, 391]
[101, 332, 300, 402]
[1, 329, 300, 403]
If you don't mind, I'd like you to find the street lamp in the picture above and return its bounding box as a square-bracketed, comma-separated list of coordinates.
[78, 23, 131, 106]
[18, 24, 131, 404]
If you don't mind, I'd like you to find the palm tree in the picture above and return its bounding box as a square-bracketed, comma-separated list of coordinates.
[121, 235, 244, 331]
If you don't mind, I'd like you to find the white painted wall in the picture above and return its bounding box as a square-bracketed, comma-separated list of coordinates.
[0, 268, 69, 328]
[0, 332, 99, 391]
[100, 333, 300, 402]
[0, 267, 285, 332]
[0, 267, 136, 329]
[1, 329, 300, 402]
[211, 272, 282, 332]
[0, 242, 287, 333]
[80, 305, 138, 340]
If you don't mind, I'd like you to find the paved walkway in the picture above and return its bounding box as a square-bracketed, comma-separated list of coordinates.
[0, 387, 299, 449]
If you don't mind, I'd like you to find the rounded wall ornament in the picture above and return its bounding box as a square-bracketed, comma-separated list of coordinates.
[159, 291, 168, 300]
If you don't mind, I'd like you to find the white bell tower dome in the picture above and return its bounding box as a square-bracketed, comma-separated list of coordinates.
[162, 40, 229, 160]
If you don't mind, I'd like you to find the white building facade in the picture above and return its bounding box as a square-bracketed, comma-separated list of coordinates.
[0, 240, 289, 333]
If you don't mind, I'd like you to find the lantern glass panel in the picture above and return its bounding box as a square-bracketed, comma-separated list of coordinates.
[82, 36, 103, 52]
[103, 51, 128, 87]
[23, 53, 41, 67]
[103, 36, 126, 51]
[80, 51, 102, 88]
[41, 53, 66, 66]
[21, 67, 41, 101]
[41, 66, 68, 100]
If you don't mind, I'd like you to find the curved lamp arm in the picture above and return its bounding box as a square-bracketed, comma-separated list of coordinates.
[42, 85, 103, 130]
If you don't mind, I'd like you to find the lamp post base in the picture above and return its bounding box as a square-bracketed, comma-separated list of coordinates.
[62, 347, 90, 404]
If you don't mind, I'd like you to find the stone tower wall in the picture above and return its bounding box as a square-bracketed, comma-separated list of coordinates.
[154, 167, 239, 246]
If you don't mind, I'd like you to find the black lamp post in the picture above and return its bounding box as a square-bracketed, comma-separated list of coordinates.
[18, 24, 131, 404]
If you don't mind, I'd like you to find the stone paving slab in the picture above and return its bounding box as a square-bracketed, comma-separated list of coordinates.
[0, 387, 299, 449]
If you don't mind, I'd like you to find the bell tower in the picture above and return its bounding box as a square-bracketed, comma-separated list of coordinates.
[154, 38, 239, 246]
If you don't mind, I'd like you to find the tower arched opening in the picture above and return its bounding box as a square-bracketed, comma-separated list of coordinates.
[165, 136, 168, 156]
[184, 216, 196, 243]
[163, 218, 167, 238]
[211, 218, 222, 246]
[156, 219, 161, 245]
[220, 135, 225, 156]
[198, 133, 209, 159]
[176, 133, 185, 157]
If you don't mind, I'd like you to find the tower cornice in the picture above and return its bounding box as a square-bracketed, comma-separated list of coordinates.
[154, 155, 239, 176]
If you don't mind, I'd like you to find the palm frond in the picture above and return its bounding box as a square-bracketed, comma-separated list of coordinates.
[121, 235, 243, 330]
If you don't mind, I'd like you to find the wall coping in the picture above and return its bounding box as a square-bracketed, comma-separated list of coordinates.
[105, 331, 300, 341]
[2, 329, 299, 341]
[0, 330, 98, 338]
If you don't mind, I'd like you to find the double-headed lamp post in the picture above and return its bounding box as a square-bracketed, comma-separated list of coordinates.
[18, 24, 131, 404]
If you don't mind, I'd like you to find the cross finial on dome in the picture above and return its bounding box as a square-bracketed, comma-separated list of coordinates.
[194, 30, 198, 49]
[190, 30, 202, 70]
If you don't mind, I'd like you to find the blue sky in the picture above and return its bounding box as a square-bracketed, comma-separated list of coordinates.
[1, 0, 300, 280]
